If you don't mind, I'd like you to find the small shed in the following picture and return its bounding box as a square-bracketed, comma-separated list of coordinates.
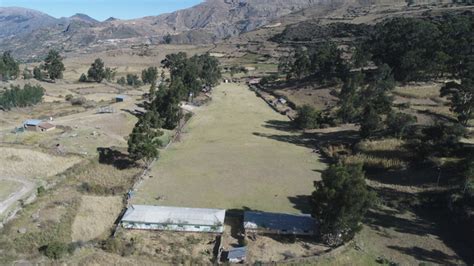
[244, 211, 318, 236]
[121, 205, 226, 233]
[248, 78, 261, 85]
[23, 119, 55, 132]
[115, 95, 126, 102]
[38, 122, 56, 132]
[227, 247, 247, 263]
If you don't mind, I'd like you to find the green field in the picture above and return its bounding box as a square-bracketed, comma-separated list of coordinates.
[132, 83, 324, 213]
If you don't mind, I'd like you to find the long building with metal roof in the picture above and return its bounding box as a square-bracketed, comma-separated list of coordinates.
[120, 205, 226, 233]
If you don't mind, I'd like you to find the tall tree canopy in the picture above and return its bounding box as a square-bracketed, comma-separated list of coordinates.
[87, 58, 106, 83]
[312, 163, 376, 246]
[0, 51, 20, 80]
[43, 50, 65, 81]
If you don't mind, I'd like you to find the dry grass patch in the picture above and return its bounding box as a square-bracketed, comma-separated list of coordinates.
[71, 196, 123, 242]
[393, 84, 442, 99]
[72, 160, 140, 190]
[0, 147, 81, 178]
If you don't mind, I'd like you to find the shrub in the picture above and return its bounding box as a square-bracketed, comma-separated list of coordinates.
[40, 242, 69, 260]
[70, 97, 86, 106]
[65, 94, 74, 101]
[294, 105, 322, 129]
[37, 186, 46, 196]
[79, 73, 88, 82]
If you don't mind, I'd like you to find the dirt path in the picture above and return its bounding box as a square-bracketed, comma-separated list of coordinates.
[0, 177, 35, 216]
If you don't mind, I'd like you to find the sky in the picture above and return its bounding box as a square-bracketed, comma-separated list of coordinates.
[0, 0, 203, 21]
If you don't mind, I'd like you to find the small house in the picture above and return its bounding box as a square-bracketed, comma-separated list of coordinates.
[121, 205, 226, 233]
[115, 95, 126, 102]
[244, 211, 318, 236]
[227, 247, 247, 263]
[23, 120, 56, 132]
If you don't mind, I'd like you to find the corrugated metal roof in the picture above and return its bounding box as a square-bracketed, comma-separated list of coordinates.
[23, 119, 42, 126]
[228, 247, 247, 259]
[122, 205, 226, 226]
[244, 211, 317, 233]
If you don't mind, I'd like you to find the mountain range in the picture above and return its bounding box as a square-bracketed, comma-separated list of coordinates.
[0, 0, 455, 60]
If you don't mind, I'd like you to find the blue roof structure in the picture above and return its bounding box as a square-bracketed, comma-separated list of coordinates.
[116, 95, 126, 99]
[244, 211, 317, 235]
[23, 119, 42, 126]
[228, 247, 247, 259]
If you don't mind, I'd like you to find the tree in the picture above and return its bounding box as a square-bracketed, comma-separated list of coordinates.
[386, 112, 417, 139]
[126, 74, 142, 87]
[312, 163, 376, 246]
[43, 50, 65, 80]
[117, 77, 126, 86]
[294, 105, 322, 129]
[22, 68, 33, 80]
[291, 47, 310, 79]
[79, 73, 88, 82]
[127, 117, 163, 167]
[0, 51, 20, 80]
[360, 105, 382, 139]
[440, 79, 473, 126]
[104, 67, 116, 82]
[87, 58, 105, 83]
[141, 67, 158, 84]
[33, 66, 43, 80]
[0, 84, 45, 110]
[150, 82, 183, 130]
[337, 72, 364, 123]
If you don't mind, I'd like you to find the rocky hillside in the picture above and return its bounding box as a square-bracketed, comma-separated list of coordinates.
[0, 0, 463, 59]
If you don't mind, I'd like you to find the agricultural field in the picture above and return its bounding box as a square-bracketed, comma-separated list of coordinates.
[132, 83, 324, 213]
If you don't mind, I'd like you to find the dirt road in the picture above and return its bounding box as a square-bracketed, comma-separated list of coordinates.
[0, 177, 35, 217]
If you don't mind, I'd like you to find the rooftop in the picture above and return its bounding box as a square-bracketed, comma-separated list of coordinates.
[121, 205, 226, 227]
[23, 119, 42, 126]
[228, 247, 247, 259]
[244, 211, 317, 233]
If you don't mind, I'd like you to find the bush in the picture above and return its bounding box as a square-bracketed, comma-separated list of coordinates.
[70, 97, 86, 106]
[40, 242, 69, 260]
[37, 186, 46, 196]
[117, 77, 126, 86]
[294, 105, 322, 129]
[65, 94, 74, 101]
[79, 73, 88, 82]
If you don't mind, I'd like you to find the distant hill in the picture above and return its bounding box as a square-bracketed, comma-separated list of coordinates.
[0, 7, 59, 38]
[0, 0, 462, 59]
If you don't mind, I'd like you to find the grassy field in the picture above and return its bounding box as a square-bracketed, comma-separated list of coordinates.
[0, 180, 21, 202]
[132, 83, 324, 213]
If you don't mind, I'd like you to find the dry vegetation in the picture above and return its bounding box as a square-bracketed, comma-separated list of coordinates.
[71, 196, 123, 242]
[0, 146, 81, 179]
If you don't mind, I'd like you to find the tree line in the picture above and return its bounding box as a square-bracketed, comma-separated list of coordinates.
[0, 84, 45, 110]
[272, 12, 474, 246]
[127, 52, 221, 166]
